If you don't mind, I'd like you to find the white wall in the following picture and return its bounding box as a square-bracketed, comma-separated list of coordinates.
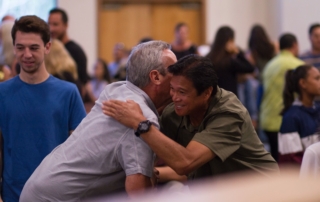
[58, 0, 97, 75]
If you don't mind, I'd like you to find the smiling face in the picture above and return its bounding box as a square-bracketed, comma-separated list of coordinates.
[170, 75, 210, 117]
[14, 31, 50, 75]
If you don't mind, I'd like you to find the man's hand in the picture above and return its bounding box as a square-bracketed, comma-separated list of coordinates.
[151, 168, 160, 188]
[102, 100, 146, 130]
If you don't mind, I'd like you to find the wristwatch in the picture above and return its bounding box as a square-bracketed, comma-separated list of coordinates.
[134, 120, 151, 137]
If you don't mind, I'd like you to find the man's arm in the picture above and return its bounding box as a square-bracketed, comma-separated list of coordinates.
[126, 174, 152, 198]
[157, 166, 187, 183]
[103, 100, 215, 175]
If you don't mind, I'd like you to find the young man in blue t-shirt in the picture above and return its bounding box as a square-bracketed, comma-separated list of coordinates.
[0, 15, 86, 202]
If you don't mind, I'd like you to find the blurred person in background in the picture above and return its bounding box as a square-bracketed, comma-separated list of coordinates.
[278, 65, 320, 166]
[247, 24, 277, 80]
[300, 23, 320, 69]
[171, 22, 198, 60]
[0, 15, 15, 75]
[85, 58, 111, 103]
[260, 33, 304, 162]
[44, 38, 81, 94]
[108, 42, 128, 81]
[238, 24, 278, 129]
[48, 8, 89, 86]
[206, 26, 254, 97]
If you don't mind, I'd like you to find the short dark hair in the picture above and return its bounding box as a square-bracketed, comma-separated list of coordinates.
[175, 22, 187, 32]
[279, 33, 297, 50]
[309, 23, 320, 35]
[49, 8, 68, 24]
[11, 15, 50, 45]
[168, 55, 218, 96]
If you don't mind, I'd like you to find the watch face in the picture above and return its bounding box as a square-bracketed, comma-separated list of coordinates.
[140, 122, 149, 131]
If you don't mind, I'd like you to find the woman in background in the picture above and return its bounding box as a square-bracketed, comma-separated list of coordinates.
[247, 24, 278, 81]
[45, 39, 81, 94]
[85, 58, 111, 102]
[278, 65, 320, 166]
[206, 26, 254, 96]
[238, 25, 278, 129]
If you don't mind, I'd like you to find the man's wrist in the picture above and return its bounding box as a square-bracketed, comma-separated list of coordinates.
[133, 117, 147, 131]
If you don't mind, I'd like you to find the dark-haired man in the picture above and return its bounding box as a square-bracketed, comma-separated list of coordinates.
[103, 55, 279, 182]
[300, 23, 320, 68]
[48, 8, 89, 85]
[260, 33, 304, 162]
[0, 15, 86, 201]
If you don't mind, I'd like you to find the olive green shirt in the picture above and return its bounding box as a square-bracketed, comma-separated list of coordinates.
[161, 87, 279, 179]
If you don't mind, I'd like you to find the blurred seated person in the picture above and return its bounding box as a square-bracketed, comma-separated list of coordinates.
[44, 39, 82, 94]
[108, 43, 128, 81]
[171, 22, 198, 59]
[85, 58, 111, 102]
[278, 65, 320, 166]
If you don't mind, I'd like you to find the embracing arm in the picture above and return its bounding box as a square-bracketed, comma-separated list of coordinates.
[156, 166, 187, 183]
[126, 174, 152, 198]
[103, 100, 215, 175]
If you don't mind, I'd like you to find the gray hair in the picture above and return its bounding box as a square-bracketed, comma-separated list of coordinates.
[126, 41, 171, 88]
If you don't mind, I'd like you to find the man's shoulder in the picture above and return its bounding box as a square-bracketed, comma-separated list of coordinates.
[48, 76, 78, 92]
[300, 50, 312, 58]
[0, 76, 20, 95]
[65, 40, 85, 53]
[212, 89, 246, 116]
[0, 76, 18, 87]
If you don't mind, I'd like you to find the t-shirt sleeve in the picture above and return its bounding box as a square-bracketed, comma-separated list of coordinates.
[68, 86, 86, 130]
[192, 112, 243, 162]
[117, 129, 155, 178]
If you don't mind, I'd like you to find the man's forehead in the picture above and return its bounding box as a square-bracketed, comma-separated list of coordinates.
[15, 31, 44, 45]
[49, 13, 63, 22]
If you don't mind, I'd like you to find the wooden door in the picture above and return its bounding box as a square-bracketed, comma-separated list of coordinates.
[98, 0, 204, 62]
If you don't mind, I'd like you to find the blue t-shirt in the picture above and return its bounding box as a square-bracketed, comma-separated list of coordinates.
[0, 75, 86, 202]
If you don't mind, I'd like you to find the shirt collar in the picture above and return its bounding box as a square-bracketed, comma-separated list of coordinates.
[125, 81, 159, 118]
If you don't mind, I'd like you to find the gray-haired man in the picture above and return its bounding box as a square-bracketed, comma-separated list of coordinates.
[20, 41, 177, 201]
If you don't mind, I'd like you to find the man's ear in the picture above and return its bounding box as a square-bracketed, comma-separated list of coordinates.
[44, 41, 51, 55]
[149, 70, 161, 85]
[203, 86, 213, 99]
